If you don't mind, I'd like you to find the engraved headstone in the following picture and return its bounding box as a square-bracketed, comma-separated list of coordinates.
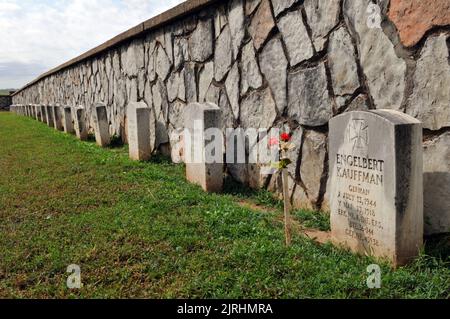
[330, 110, 423, 266]
[53, 106, 64, 131]
[127, 101, 154, 161]
[62, 106, 75, 134]
[46, 105, 54, 127]
[92, 103, 111, 147]
[40, 105, 47, 123]
[34, 105, 41, 121]
[74, 106, 89, 141]
[184, 103, 223, 193]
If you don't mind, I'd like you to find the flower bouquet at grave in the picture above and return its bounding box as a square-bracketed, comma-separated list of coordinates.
[268, 132, 295, 246]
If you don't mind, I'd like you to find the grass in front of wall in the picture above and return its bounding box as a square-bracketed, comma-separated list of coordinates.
[0, 112, 449, 299]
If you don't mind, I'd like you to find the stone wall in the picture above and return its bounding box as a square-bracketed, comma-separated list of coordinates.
[0, 95, 12, 111]
[12, 0, 450, 234]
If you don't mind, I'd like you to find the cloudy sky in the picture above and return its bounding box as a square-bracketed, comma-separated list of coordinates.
[0, 0, 184, 89]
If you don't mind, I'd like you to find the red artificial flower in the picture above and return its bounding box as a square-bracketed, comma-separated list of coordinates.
[269, 137, 279, 147]
[280, 133, 291, 142]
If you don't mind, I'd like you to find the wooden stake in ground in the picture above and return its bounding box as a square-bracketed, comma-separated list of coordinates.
[282, 168, 292, 246]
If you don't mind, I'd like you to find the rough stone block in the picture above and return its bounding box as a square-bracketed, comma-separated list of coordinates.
[329, 110, 423, 266]
[423, 132, 450, 235]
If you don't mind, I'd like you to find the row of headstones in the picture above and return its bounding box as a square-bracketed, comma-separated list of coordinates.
[10, 102, 223, 194]
[11, 103, 424, 267]
[10, 103, 111, 146]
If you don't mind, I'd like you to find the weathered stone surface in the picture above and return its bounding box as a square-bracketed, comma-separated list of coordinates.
[278, 9, 314, 66]
[304, 0, 340, 52]
[189, 18, 213, 62]
[271, 0, 297, 17]
[346, 94, 370, 113]
[197, 63, 213, 104]
[259, 37, 288, 114]
[328, 27, 360, 101]
[330, 110, 423, 266]
[63, 106, 75, 134]
[174, 37, 189, 71]
[147, 43, 157, 82]
[288, 63, 333, 127]
[169, 100, 186, 130]
[285, 127, 303, 178]
[74, 106, 88, 141]
[225, 62, 240, 120]
[344, 0, 406, 111]
[152, 79, 169, 124]
[249, 0, 275, 50]
[123, 40, 145, 77]
[214, 5, 228, 38]
[293, 182, 314, 211]
[423, 132, 450, 235]
[92, 103, 111, 147]
[240, 87, 277, 129]
[241, 41, 263, 96]
[214, 25, 233, 82]
[167, 70, 186, 103]
[127, 101, 153, 161]
[300, 129, 327, 206]
[184, 62, 198, 103]
[407, 34, 450, 131]
[245, 0, 261, 15]
[389, 0, 450, 47]
[155, 45, 172, 81]
[184, 102, 224, 193]
[164, 28, 174, 64]
[228, 0, 245, 59]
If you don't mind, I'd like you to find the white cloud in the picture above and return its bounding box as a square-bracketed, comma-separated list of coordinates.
[0, 0, 184, 88]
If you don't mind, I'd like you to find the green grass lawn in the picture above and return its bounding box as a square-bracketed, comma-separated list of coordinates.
[0, 112, 449, 299]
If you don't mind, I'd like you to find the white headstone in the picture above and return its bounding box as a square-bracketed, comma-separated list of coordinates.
[127, 101, 155, 161]
[62, 106, 75, 134]
[46, 106, 54, 127]
[52, 106, 64, 131]
[74, 106, 89, 141]
[329, 110, 423, 266]
[40, 105, 47, 123]
[92, 103, 111, 147]
[184, 103, 224, 193]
